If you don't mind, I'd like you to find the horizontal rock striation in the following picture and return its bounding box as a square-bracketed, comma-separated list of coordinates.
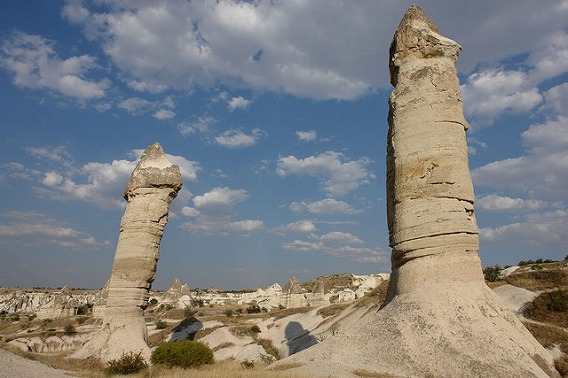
[269, 6, 559, 377]
[73, 143, 182, 362]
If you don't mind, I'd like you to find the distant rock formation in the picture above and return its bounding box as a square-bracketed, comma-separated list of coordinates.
[270, 6, 559, 377]
[73, 143, 182, 362]
[0, 288, 94, 318]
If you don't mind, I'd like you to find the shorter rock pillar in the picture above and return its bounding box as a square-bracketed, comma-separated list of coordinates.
[73, 143, 182, 362]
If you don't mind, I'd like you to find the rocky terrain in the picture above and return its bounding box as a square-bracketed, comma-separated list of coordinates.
[0, 263, 567, 376]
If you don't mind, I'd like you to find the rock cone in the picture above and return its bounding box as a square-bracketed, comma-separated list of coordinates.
[270, 6, 558, 377]
[73, 143, 182, 362]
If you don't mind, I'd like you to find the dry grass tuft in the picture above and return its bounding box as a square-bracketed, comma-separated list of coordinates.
[352, 369, 397, 377]
[316, 303, 350, 318]
[267, 361, 305, 371]
[271, 307, 312, 321]
[212, 342, 235, 352]
[353, 280, 390, 309]
[258, 338, 281, 360]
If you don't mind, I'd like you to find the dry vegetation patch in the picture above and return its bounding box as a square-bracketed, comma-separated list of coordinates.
[354, 280, 390, 310]
[523, 321, 568, 377]
[505, 270, 568, 291]
[257, 338, 281, 360]
[271, 307, 312, 321]
[316, 303, 350, 318]
[524, 289, 568, 328]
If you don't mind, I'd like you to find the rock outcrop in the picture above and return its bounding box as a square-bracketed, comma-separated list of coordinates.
[0, 289, 94, 318]
[73, 143, 182, 362]
[270, 6, 559, 377]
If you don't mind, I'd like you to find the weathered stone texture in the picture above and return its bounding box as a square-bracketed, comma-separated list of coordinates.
[73, 143, 182, 362]
[269, 6, 559, 377]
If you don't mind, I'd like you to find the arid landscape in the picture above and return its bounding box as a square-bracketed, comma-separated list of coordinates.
[0, 261, 567, 377]
[2, 2, 567, 377]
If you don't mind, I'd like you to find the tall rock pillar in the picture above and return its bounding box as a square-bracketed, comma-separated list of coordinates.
[386, 5, 480, 298]
[74, 143, 182, 362]
[270, 6, 558, 377]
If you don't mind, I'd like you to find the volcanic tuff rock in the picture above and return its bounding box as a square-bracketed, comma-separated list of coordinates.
[73, 143, 182, 362]
[270, 5, 559, 377]
[0, 288, 95, 318]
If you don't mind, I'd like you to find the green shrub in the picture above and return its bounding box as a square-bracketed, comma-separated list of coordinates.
[191, 299, 205, 307]
[224, 309, 234, 317]
[483, 265, 502, 282]
[151, 340, 214, 368]
[545, 290, 568, 312]
[105, 351, 148, 375]
[531, 264, 544, 271]
[76, 303, 92, 316]
[246, 304, 261, 314]
[155, 320, 167, 330]
[64, 324, 76, 334]
[241, 360, 255, 369]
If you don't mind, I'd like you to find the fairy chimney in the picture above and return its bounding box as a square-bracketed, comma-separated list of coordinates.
[73, 143, 182, 362]
[270, 6, 559, 377]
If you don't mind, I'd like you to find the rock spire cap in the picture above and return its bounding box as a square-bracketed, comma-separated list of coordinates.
[125, 142, 183, 197]
[389, 4, 461, 86]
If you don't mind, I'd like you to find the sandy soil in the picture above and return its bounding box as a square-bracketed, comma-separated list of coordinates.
[0, 348, 77, 378]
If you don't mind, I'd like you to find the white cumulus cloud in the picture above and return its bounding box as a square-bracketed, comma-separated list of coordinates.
[296, 130, 317, 142]
[0, 31, 108, 100]
[276, 151, 372, 197]
[476, 194, 547, 211]
[214, 128, 266, 149]
[227, 96, 252, 111]
[289, 198, 360, 215]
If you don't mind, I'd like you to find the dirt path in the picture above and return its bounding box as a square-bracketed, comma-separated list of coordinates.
[0, 348, 78, 378]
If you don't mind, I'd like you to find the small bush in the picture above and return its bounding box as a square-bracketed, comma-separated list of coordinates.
[556, 356, 568, 377]
[241, 360, 255, 369]
[155, 320, 167, 330]
[64, 324, 76, 334]
[250, 325, 261, 333]
[105, 351, 148, 375]
[246, 304, 261, 314]
[545, 290, 568, 312]
[224, 309, 234, 317]
[531, 264, 544, 271]
[483, 265, 502, 282]
[258, 338, 280, 360]
[151, 340, 214, 368]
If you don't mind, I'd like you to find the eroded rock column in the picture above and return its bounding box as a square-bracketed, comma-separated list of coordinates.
[74, 143, 182, 362]
[385, 4, 481, 299]
[270, 6, 559, 377]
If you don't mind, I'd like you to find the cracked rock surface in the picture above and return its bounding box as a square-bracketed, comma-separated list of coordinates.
[269, 6, 559, 377]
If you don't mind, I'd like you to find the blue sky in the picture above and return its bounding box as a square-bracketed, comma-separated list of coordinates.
[1, 1, 567, 290]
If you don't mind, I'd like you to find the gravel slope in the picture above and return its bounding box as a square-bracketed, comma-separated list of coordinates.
[0, 348, 77, 378]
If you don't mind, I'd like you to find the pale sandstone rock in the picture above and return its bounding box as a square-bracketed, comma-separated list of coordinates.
[270, 6, 559, 377]
[73, 143, 182, 362]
